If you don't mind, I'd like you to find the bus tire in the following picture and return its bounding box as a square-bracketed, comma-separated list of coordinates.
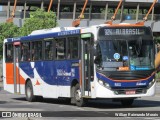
[71, 86, 76, 104]
[74, 84, 87, 107]
[121, 99, 134, 107]
[25, 81, 36, 102]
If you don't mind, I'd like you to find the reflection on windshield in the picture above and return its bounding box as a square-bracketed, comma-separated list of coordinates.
[129, 39, 154, 70]
[95, 39, 154, 71]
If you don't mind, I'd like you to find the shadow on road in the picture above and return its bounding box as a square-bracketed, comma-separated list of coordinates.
[0, 101, 8, 104]
[43, 98, 71, 105]
[85, 99, 160, 109]
[12, 97, 71, 105]
[12, 97, 26, 101]
[11, 97, 160, 109]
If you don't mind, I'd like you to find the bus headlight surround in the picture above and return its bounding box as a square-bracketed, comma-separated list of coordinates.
[148, 79, 155, 88]
[98, 79, 111, 89]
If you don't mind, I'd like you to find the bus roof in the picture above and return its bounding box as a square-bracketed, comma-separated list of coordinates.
[29, 27, 81, 35]
[5, 23, 147, 43]
[5, 27, 81, 43]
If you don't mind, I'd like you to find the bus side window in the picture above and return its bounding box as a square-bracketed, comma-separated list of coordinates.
[21, 42, 31, 61]
[44, 41, 53, 60]
[31, 41, 42, 61]
[67, 36, 79, 59]
[5, 44, 13, 62]
[31, 42, 35, 61]
[56, 38, 66, 60]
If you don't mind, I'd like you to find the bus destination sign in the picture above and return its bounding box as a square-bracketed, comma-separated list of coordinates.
[104, 28, 144, 35]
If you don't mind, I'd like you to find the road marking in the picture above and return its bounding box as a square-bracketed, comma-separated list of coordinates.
[144, 118, 160, 120]
[75, 107, 84, 111]
[59, 105, 64, 107]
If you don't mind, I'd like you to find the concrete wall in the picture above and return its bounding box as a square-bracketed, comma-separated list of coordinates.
[58, 19, 160, 32]
[1, 17, 159, 32]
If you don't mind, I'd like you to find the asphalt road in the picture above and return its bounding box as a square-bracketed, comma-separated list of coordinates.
[0, 82, 160, 120]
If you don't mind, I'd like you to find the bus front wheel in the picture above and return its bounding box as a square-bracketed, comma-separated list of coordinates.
[25, 81, 36, 102]
[74, 84, 87, 107]
[121, 99, 134, 107]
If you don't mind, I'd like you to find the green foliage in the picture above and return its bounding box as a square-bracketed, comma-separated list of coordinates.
[0, 22, 19, 59]
[0, 22, 19, 39]
[19, 9, 57, 36]
[155, 36, 160, 44]
[0, 9, 57, 59]
[156, 72, 160, 82]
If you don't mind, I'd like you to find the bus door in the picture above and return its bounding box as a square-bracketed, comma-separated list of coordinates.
[13, 42, 21, 93]
[81, 33, 94, 97]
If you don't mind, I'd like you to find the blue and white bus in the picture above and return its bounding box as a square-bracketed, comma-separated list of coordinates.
[3, 23, 156, 107]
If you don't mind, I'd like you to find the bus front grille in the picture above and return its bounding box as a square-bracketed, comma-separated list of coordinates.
[108, 72, 151, 80]
[114, 88, 147, 95]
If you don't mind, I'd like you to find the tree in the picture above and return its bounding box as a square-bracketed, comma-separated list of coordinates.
[154, 36, 160, 52]
[155, 36, 160, 44]
[0, 9, 57, 59]
[19, 9, 58, 36]
[0, 22, 19, 59]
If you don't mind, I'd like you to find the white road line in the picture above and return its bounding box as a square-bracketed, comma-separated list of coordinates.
[144, 118, 160, 120]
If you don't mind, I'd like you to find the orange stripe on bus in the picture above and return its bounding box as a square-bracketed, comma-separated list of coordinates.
[6, 63, 25, 84]
[16, 66, 25, 84]
[6, 63, 14, 84]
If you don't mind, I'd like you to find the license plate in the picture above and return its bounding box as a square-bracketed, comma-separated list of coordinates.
[126, 90, 136, 95]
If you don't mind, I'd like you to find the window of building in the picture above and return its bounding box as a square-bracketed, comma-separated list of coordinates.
[56, 38, 66, 60]
[92, 6, 105, 13]
[60, 5, 73, 12]
[5, 44, 13, 62]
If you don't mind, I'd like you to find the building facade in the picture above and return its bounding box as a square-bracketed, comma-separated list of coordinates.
[0, 0, 160, 32]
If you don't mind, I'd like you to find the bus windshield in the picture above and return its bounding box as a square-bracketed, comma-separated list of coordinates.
[95, 37, 154, 71]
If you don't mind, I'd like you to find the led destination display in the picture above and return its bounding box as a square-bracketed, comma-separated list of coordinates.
[98, 27, 151, 36]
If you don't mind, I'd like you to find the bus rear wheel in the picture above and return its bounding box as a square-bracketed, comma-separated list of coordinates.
[121, 99, 134, 107]
[25, 81, 36, 102]
[74, 84, 87, 107]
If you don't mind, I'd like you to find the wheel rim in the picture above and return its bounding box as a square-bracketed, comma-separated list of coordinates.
[27, 86, 31, 98]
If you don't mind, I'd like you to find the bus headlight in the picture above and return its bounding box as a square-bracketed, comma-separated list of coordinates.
[148, 79, 155, 88]
[98, 79, 111, 89]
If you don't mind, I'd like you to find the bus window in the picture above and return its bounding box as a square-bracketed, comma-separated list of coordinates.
[44, 41, 53, 60]
[94, 43, 102, 65]
[31, 41, 42, 61]
[67, 37, 79, 59]
[21, 42, 31, 61]
[5, 44, 13, 62]
[56, 38, 66, 60]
